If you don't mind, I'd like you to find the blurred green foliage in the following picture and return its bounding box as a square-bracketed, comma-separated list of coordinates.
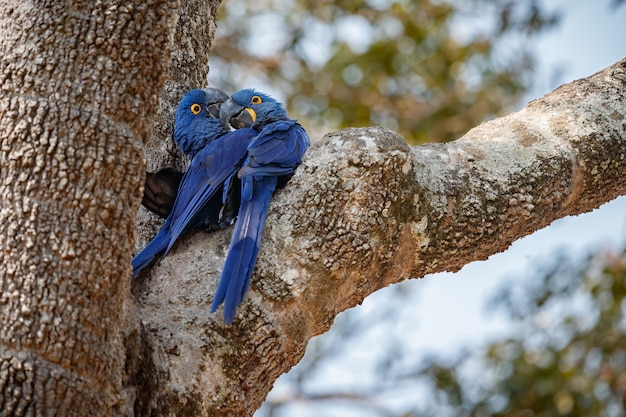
[210, 0, 558, 143]
[419, 249, 626, 417]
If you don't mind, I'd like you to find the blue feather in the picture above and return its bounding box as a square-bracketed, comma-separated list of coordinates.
[142, 89, 228, 219]
[174, 88, 228, 157]
[211, 175, 277, 323]
[133, 128, 256, 278]
[165, 128, 256, 253]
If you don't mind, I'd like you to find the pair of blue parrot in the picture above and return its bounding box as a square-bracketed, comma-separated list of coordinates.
[135, 88, 310, 324]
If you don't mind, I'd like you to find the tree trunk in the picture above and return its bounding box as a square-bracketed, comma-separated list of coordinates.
[1, 1, 625, 417]
[0, 1, 183, 415]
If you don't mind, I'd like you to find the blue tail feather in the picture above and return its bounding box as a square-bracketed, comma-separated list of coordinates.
[132, 226, 171, 279]
[210, 176, 277, 323]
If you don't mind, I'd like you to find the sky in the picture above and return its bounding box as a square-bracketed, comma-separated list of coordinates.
[255, 1, 626, 415]
[527, 0, 626, 102]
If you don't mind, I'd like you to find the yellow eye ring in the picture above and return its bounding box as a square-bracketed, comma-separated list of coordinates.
[251, 95, 262, 105]
[190, 103, 201, 115]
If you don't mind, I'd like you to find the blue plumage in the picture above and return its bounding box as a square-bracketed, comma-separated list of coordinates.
[164, 128, 257, 253]
[132, 89, 255, 278]
[211, 89, 310, 323]
[174, 88, 228, 157]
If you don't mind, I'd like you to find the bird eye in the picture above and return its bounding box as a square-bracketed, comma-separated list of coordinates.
[190, 104, 201, 115]
[251, 95, 262, 105]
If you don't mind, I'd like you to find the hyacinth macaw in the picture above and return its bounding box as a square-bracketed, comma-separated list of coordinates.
[174, 87, 229, 157]
[210, 89, 310, 324]
[141, 88, 228, 218]
[132, 89, 257, 278]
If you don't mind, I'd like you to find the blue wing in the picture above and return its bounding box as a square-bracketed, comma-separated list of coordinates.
[165, 128, 257, 252]
[132, 128, 256, 278]
[238, 120, 310, 178]
[210, 120, 310, 323]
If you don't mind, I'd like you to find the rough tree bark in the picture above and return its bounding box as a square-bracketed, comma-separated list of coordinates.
[1, 1, 625, 417]
[0, 0, 214, 416]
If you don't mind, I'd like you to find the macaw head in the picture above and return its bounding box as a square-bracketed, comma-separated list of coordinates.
[219, 89, 288, 131]
[174, 88, 229, 157]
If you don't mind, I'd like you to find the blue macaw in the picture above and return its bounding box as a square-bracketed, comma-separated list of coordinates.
[132, 89, 257, 278]
[141, 88, 229, 219]
[174, 88, 229, 157]
[211, 89, 310, 324]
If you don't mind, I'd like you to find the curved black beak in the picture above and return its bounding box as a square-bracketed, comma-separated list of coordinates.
[203, 88, 229, 118]
[220, 98, 256, 130]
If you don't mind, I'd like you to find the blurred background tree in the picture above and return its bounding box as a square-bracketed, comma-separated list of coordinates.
[210, 0, 558, 143]
[207, 0, 626, 416]
[418, 249, 626, 416]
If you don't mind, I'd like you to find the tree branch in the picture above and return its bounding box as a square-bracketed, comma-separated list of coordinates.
[132, 59, 626, 415]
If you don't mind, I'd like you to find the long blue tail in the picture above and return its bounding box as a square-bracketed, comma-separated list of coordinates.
[132, 227, 171, 278]
[210, 175, 277, 323]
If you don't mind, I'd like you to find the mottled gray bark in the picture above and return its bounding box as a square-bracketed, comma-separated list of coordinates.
[134, 60, 626, 415]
